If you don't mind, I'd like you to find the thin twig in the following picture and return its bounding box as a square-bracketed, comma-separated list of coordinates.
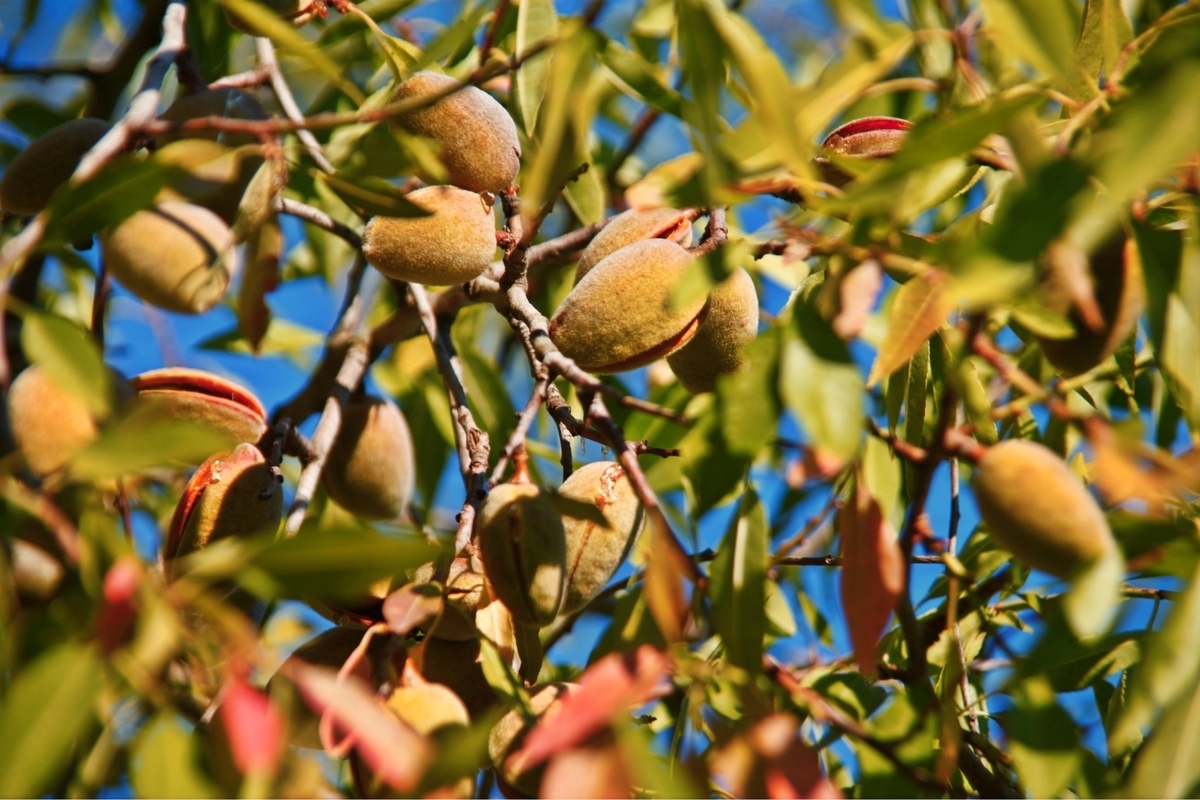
[256, 37, 335, 174]
[279, 197, 362, 248]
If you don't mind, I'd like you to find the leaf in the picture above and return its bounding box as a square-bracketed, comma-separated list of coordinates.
[381, 581, 443, 637]
[0, 642, 103, 797]
[316, 171, 426, 219]
[41, 156, 174, 245]
[718, 327, 781, 459]
[514, 0, 557, 135]
[1004, 676, 1081, 798]
[599, 39, 683, 117]
[1110, 556, 1200, 756]
[980, 0, 1086, 96]
[220, 0, 364, 103]
[1062, 543, 1124, 639]
[1124, 675, 1200, 798]
[409, 1, 491, 72]
[1160, 293, 1200, 429]
[1076, 0, 1133, 86]
[780, 303, 864, 461]
[218, 676, 285, 775]
[868, 271, 950, 387]
[508, 647, 672, 771]
[839, 479, 904, 672]
[68, 404, 233, 480]
[284, 662, 431, 791]
[131, 713, 221, 799]
[702, 0, 808, 179]
[641, 507, 691, 644]
[20, 310, 112, 419]
[710, 490, 768, 673]
[238, 213, 283, 353]
[249, 526, 439, 601]
[983, 157, 1091, 263]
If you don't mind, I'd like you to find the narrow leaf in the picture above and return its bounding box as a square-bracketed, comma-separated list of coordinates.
[839, 478, 904, 672]
[514, 0, 557, 135]
[710, 490, 768, 673]
[868, 271, 951, 387]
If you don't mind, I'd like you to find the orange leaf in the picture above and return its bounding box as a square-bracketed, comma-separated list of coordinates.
[542, 744, 633, 799]
[839, 480, 905, 672]
[642, 507, 691, 643]
[284, 661, 431, 791]
[508, 646, 672, 772]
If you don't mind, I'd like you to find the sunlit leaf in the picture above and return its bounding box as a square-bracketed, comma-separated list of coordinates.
[869, 271, 950, 387]
[0, 642, 103, 797]
[514, 0, 557, 135]
[710, 490, 767, 673]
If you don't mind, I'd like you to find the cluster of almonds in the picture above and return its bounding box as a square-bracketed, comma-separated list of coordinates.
[0, 87, 270, 314]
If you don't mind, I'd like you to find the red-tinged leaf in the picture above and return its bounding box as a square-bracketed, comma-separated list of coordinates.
[750, 716, 842, 800]
[867, 270, 952, 387]
[238, 214, 282, 353]
[541, 744, 633, 799]
[839, 479, 905, 672]
[284, 661, 431, 791]
[96, 557, 140, 654]
[219, 676, 285, 776]
[832, 259, 884, 341]
[642, 506, 690, 643]
[508, 646, 672, 772]
[381, 582, 443, 637]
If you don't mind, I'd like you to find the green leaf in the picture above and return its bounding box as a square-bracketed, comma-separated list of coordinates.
[718, 326, 781, 459]
[980, 0, 1086, 95]
[681, 409, 750, 517]
[514, 0, 557, 135]
[220, 0, 364, 103]
[69, 405, 234, 480]
[20, 310, 112, 419]
[984, 157, 1091, 263]
[1111, 553, 1200, 756]
[780, 303, 864, 461]
[41, 157, 172, 245]
[710, 489, 767, 673]
[1062, 544, 1124, 639]
[598, 39, 683, 117]
[1076, 0, 1133, 87]
[316, 171, 427, 219]
[1160, 293, 1200, 429]
[0, 642, 103, 797]
[248, 526, 439, 601]
[591, 586, 667, 662]
[1124, 675, 1200, 798]
[410, 1, 491, 73]
[702, 0, 808, 179]
[1004, 676, 1082, 798]
[1098, 62, 1200, 203]
[131, 713, 220, 799]
[238, 212, 283, 353]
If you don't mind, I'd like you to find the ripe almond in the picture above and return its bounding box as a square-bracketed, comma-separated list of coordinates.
[477, 483, 566, 627]
[131, 367, 268, 452]
[322, 396, 415, 520]
[973, 440, 1116, 577]
[549, 239, 708, 373]
[0, 118, 111, 216]
[389, 71, 521, 195]
[558, 462, 645, 615]
[165, 442, 282, 575]
[574, 208, 694, 283]
[667, 267, 759, 393]
[362, 185, 497, 285]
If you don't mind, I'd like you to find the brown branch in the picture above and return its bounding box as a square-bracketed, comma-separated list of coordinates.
[688, 206, 728, 257]
[478, 0, 512, 67]
[283, 337, 370, 537]
[765, 657, 950, 794]
[0, 477, 81, 564]
[490, 378, 549, 486]
[278, 197, 362, 248]
[91, 263, 110, 349]
[771, 494, 842, 564]
[407, 282, 489, 554]
[255, 37, 335, 174]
